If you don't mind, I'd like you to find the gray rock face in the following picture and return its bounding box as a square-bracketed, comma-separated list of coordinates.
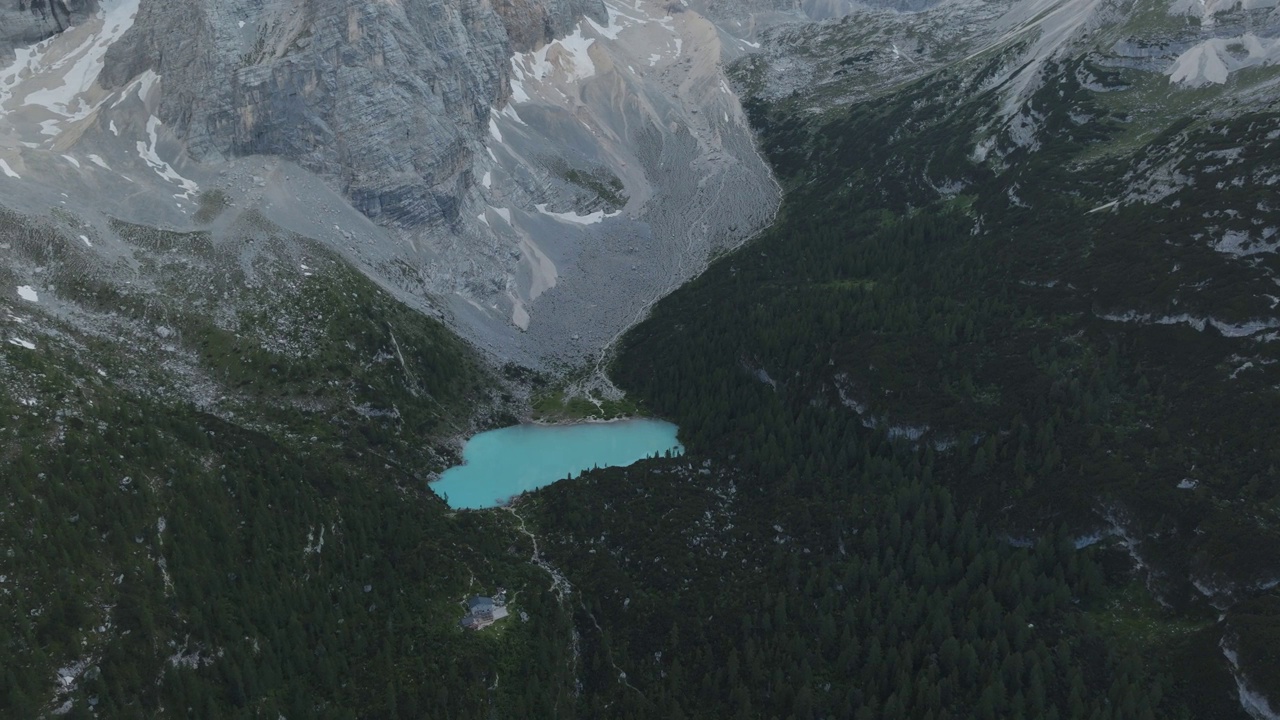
[493, 0, 606, 51]
[800, 0, 939, 15]
[100, 0, 601, 229]
[686, 0, 942, 26]
[0, 0, 779, 371]
[0, 0, 97, 57]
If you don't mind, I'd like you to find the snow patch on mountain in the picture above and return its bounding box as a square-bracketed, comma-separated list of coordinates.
[0, 0, 778, 373]
[1099, 310, 1280, 337]
[534, 203, 620, 225]
[1222, 640, 1280, 720]
[136, 115, 198, 200]
[0, 0, 142, 137]
[1168, 34, 1280, 87]
[465, 0, 778, 363]
[510, 12, 612, 89]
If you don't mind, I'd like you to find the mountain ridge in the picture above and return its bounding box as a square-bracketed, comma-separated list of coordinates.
[1, 0, 784, 370]
[3, 0, 1280, 715]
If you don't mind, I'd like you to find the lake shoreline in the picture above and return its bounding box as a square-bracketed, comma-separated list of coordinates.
[430, 419, 683, 510]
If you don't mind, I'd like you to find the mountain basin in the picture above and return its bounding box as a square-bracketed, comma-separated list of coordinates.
[432, 419, 684, 509]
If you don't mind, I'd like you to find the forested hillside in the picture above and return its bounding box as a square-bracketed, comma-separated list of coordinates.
[0, 209, 583, 717]
[528, 50, 1280, 719]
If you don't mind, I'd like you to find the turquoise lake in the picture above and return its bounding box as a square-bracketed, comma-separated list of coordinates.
[431, 419, 683, 509]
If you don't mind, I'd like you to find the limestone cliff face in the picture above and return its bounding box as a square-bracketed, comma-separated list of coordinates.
[0, 0, 779, 367]
[1, 0, 98, 55]
[685, 0, 941, 27]
[492, 0, 605, 52]
[99, 0, 601, 228]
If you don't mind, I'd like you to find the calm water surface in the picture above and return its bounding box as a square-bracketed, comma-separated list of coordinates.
[432, 419, 683, 509]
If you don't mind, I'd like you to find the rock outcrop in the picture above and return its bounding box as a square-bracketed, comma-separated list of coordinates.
[99, 0, 562, 228]
[0, 0, 780, 369]
[493, 0, 606, 52]
[1, 0, 98, 57]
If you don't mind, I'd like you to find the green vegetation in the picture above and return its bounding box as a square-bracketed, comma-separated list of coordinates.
[530, 383, 642, 422]
[524, 51, 1280, 719]
[0, 209, 585, 717]
[534, 467, 1186, 719]
[553, 164, 628, 211]
[109, 217, 215, 255]
[6, 14, 1280, 719]
[0, 354, 578, 717]
[563, 169, 626, 209]
[194, 189, 232, 224]
[1090, 582, 1206, 649]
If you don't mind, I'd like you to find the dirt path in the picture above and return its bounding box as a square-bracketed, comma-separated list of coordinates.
[504, 505, 581, 699]
[504, 505, 573, 600]
[504, 505, 643, 701]
[580, 600, 646, 698]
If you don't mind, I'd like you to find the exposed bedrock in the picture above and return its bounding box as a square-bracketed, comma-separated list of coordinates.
[0, 0, 98, 56]
[494, 0, 607, 52]
[99, 0, 548, 229]
[1, 0, 778, 369]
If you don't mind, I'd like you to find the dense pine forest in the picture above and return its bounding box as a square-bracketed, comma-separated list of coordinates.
[526, 58, 1280, 719]
[0, 211, 586, 717]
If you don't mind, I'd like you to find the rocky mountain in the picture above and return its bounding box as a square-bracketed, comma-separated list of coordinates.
[3, 0, 1280, 714]
[0, 0, 785, 713]
[0, 0, 782, 375]
[0, 0, 97, 49]
[5, 0, 1271, 376]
